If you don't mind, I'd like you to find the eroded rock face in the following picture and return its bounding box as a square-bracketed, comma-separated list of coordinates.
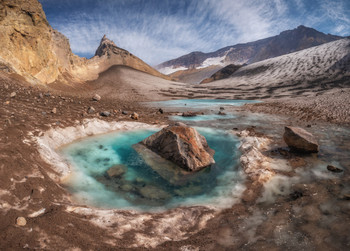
[283, 126, 319, 153]
[0, 0, 58, 83]
[0, 0, 169, 84]
[140, 125, 215, 172]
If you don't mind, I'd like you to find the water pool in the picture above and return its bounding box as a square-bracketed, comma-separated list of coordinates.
[151, 99, 260, 110]
[60, 127, 244, 211]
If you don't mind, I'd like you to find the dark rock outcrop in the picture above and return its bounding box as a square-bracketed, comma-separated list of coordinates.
[200, 64, 243, 83]
[283, 126, 319, 153]
[139, 125, 215, 172]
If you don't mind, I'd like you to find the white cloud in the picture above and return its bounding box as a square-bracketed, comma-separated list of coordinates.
[43, 0, 350, 65]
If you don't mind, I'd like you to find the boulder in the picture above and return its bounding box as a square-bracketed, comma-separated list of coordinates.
[283, 126, 318, 153]
[139, 125, 215, 172]
[133, 143, 192, 185]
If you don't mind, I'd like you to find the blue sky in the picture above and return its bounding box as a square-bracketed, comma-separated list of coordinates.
[39, 0, 350, 65]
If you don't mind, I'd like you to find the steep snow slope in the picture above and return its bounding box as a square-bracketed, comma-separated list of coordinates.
[156, 25, 343, 82]
[162, 38, 350, 99]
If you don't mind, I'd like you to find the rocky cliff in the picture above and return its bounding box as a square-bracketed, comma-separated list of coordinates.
[0, 0, 168, 85]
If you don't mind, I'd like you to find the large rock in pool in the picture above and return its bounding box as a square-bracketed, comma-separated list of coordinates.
[139, 125, 215, 172]
[283, 126, 319, 153]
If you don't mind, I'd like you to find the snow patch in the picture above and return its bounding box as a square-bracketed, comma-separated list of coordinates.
[197, 55, 226, 69]
[158, 66, 188, 75]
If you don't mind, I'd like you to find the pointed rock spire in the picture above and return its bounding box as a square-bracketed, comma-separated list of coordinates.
[95, 35, 119, 57]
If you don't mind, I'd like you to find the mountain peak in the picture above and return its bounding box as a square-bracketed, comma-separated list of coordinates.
[95, 35, 119, 57]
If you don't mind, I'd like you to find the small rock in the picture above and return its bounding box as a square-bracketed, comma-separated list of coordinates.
[307, 124, 311, 128]
[135, 177, 145, 184]
[16, 217, 26, 226]
[120, 184, 134, 192]
[289, 157, 307, 168]
[44, 92, 51, 97]
[220, 107, 225, 110]
[106, 164, 127, 178]
[289, 191, 303, 201]
[138, 185, 171, 201]
[92, 94, 101, 101]
[327, 165, 343, 173]
[283, 126, 319, 153]
[100, 111, 110, 117]
[342, 194, 350, 200]
[122, 111, 128, 115]
[51, 108, 57, 114]
[174, 122, 187, 127]
[10, 92, 16, 98]
[4, 101, 10, 105]
[130, 112, 139, 120]
[42, 112, 47, 116]
[38, 93, 43, 99]
[87, 106, 96, 114]
[182, 111, 197, 117]
[232, 127, 239, 130]
[218, 111, 226, 115]
[159, 108, 164, 114]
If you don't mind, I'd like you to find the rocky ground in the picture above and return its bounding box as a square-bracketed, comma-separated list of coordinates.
[0, 71, 350, 250]
[246, 87, 350, 125]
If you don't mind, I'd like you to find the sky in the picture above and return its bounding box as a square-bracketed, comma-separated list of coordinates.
[39, 0, 350, 66]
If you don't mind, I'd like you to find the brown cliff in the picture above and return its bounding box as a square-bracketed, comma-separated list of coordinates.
[0, 0, 169, 85]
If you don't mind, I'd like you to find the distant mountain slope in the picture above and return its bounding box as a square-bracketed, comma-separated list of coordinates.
[156, 25, 343, 77]
[200, 64, 243, 84]
[160, 38, 350, 99]
[168, 65, 222, 84]
[0, 0, 168, 85]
